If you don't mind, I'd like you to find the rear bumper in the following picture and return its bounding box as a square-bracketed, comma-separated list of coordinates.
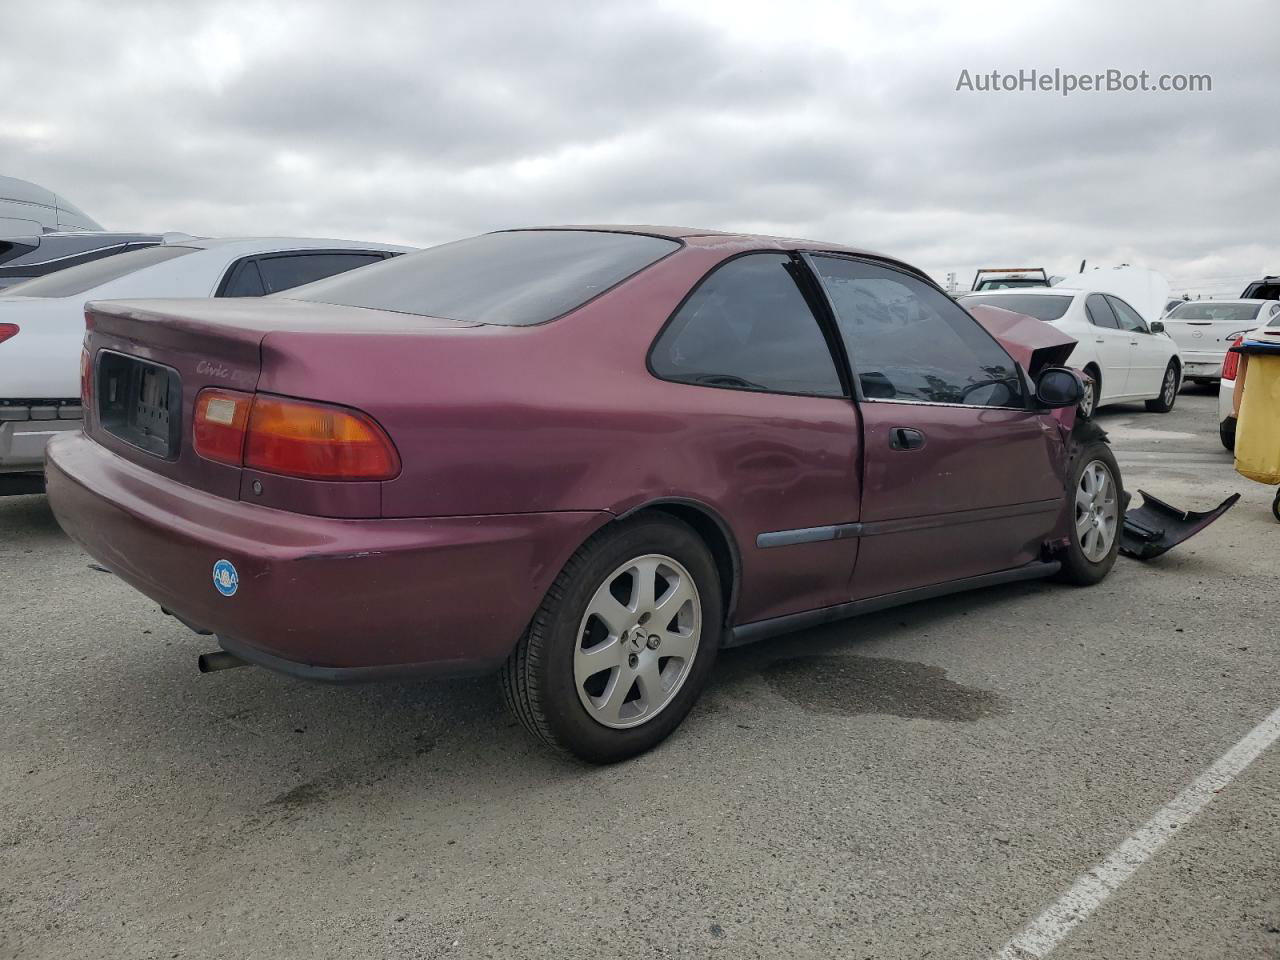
[1179, 350, 1226, 379]
[0, 413, 81, 474]
[45, 432, 608, 678]
[1219, 377, 1236, 423]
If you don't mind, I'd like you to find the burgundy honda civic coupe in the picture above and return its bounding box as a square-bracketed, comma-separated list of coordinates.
[46, 226, 1120, 762]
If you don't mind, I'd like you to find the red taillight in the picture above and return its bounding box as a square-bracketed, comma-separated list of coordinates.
[193, 389, 400, 481]
[1222, 336, 1243, 380]
[80, 347, 92, 408]
[194, 389, 252, 466]
[0, 323, 18, 345]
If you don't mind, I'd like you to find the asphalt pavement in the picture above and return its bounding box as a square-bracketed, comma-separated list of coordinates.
[2, 384, 1277, 960]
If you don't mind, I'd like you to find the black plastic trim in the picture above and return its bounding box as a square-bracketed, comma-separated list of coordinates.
[214, 633, 504, 684]
[724, 561, 1061, 647]
[756, 498, 1061, 548]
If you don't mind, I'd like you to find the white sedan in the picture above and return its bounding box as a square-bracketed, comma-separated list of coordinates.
[960, 284, 1182, 416]
[0, 236, 411, 492]
[1164, 299, 1280, 384]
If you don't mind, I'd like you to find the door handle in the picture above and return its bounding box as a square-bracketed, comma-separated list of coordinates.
[1095, 337, 1105, 344]
[888, 427, 925, 450]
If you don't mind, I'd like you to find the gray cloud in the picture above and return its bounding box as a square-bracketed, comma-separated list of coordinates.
[3, 0, 1277, 295]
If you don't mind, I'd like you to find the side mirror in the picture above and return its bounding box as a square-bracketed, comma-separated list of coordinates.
[1150, 320, 1165, 334]
[1035, 367, 1085, 408]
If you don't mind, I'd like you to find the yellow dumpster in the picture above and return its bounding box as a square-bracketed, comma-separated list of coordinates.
[1232, 341, 1280, 520]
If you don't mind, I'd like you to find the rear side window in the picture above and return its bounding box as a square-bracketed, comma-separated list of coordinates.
[649, 254, 842, 396]
[1085, 294, 1119, 329]
[0, 245, 195, 298]
[1107, 296, 1148, 332]
[961, 294, 1073, 321]
[219, 259, 267, 297]
[813, 255, 1023, 407]
[291, 230, 679, 325]
[258, 252, 386, 294]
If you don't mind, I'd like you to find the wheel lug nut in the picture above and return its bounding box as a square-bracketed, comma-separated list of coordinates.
[647, 635, 660, 649]
[628, 654, 638, 668]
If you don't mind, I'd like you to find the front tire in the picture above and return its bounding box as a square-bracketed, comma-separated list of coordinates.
[1054, 440, 1122, 585]
[1145, 360, 1180, 413]
[501, 515, 722, 763]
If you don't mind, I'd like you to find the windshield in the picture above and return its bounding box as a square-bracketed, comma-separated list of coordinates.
[289, 230, 680, 325]
[1166, 301, 1262, 323]
[0, 245, 196, 298]
[960, 293, 1073, 321]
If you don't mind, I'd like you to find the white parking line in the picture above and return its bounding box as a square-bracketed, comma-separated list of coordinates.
[993, 704, 1280, 960]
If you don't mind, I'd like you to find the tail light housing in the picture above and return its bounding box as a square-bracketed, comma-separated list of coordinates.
[0, 323, 18, 345]
[80, 347, 92, 408]
[1221, 336, 1243, 381]
[193, 389, 400, 481]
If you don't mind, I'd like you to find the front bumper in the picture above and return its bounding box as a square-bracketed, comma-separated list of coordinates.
[45, 432, 608, 679]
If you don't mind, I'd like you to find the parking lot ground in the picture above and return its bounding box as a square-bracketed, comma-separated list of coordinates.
[2, 386, 1277, 960]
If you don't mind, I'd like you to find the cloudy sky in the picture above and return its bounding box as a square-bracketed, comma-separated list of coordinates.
[3, 0, 1277, 294]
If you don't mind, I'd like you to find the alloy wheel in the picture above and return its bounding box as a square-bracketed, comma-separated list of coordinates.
[1161, 367, 1178, 406]
[1079, 379, 1096, 417]
[1075, 459, 1119, 562]
[573, 554, 702, 729]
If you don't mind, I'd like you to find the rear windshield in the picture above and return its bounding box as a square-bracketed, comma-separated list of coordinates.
[1166, 301, 1262, 322]
[0, 245, 195, 298]
[961, 293, 1073, 321]
[976, 278, 1045, 290]
[289, 230, 681, 325]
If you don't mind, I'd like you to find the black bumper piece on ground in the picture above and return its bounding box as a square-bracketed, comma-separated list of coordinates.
[1120, 490, 1241, 560]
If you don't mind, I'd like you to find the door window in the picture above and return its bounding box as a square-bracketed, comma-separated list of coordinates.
[649, 253, 843, 396]
[811, 255, 1023, 407]
[1106, 296, 1149, 333]
[1085, 294, 1120, 329]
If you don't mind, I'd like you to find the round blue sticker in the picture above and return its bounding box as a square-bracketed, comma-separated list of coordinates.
[212, 559, 239, 597]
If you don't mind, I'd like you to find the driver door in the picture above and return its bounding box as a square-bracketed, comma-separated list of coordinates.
[807, 254, 1066, 600]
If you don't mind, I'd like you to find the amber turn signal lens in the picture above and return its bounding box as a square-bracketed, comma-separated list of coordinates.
[244, 395, 400, 481]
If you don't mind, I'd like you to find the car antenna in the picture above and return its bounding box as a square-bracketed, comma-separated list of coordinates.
[1079, 259, 1087, 273]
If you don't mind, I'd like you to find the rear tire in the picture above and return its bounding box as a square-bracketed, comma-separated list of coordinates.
[500, 515, 722, 763]
[1054, 440, 1122, 586]
[1220, 417, 1237, 453]
[1272, 489, 1280, 524]
[1145, 360, 1180, 413]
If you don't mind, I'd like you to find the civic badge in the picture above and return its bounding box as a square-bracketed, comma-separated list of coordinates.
[212, 559, 239, 597]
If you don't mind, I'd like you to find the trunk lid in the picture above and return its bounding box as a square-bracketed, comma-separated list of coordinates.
[84, 298, 479, 504]
[1162, 314, 1261, 358]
